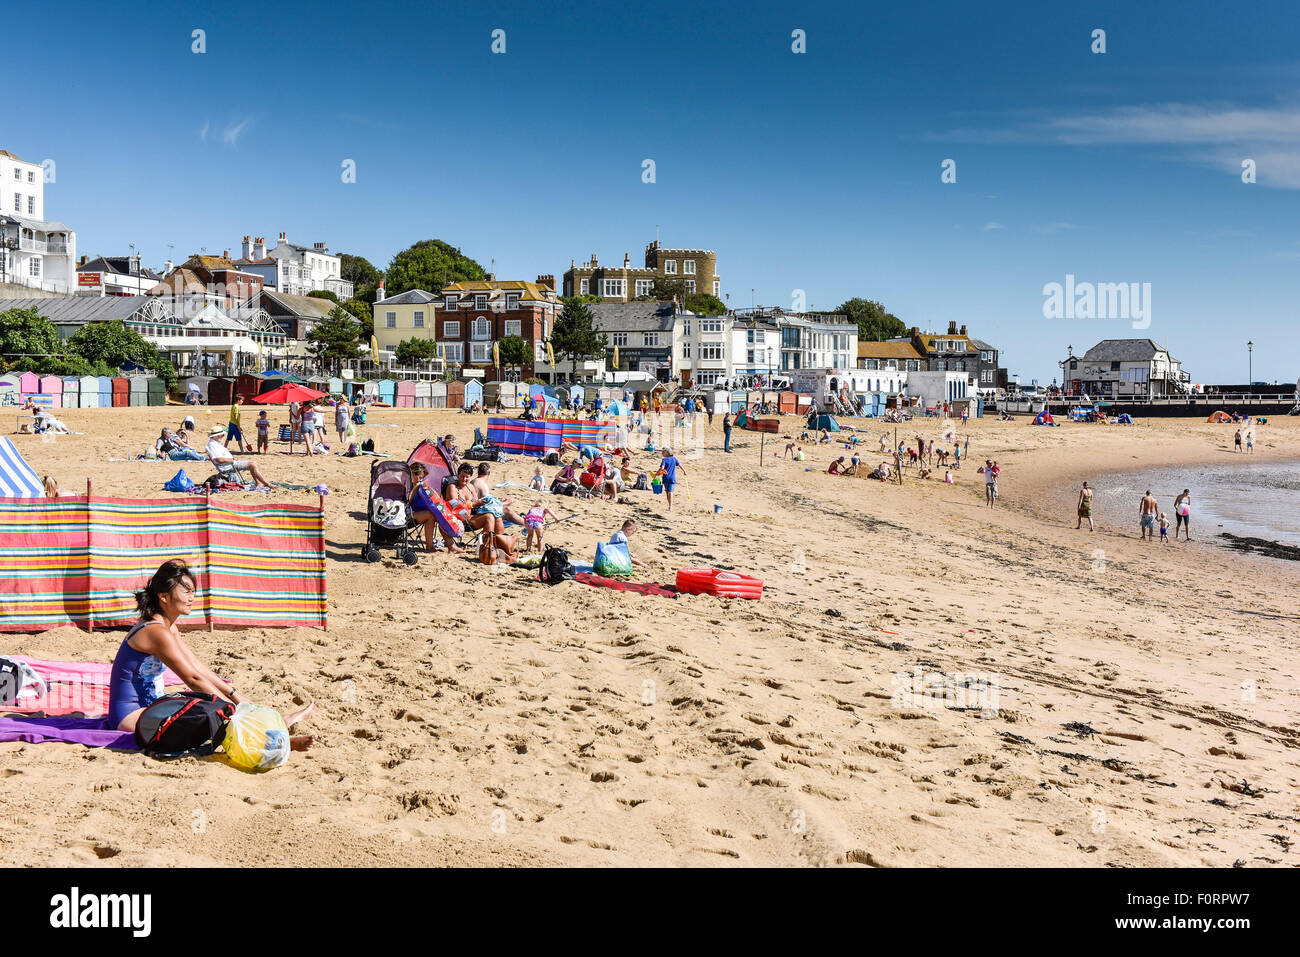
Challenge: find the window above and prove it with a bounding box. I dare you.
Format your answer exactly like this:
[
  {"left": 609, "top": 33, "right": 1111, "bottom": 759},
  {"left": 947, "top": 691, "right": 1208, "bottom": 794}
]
[
  {"left": 701, "top": 343, "right": 724, "bottom": 361},
  {"left": 601, "top": 278, "right": 625, "bottom": 298},
  {"left": 713, "top": 280, "right": 719, "bottom": 296},
  {"left": 441, "top": 342, "right": 463, "bottom": 363},
  {"left": 11, "top": 170, "right": 18, "bottom": 181},
  {"left": 471, "top": 342, "right": 491, "bottom": 363},
  {"left": 30, "top": 257, "right": 41, "bottom": 277},
  {"left": 472, "top": 318, "right": 490, "bottom": 339},
  {"left": 12, "top": 193, "right": 18, "bottom": 212},
  {"left": 635, "top": 279, "right": 654, "bottom": 297},
  {"left": 26, "top": 171, "right": 34, "bottom": 183},
  {"left": 1111, "top": 361, "right": 1121, "bottom": 371},
  {"left": 683, "top": 260, "right": 696, "bottom": 275},
  {"left": 746, "top": 349, "right": 755, "bottom": 364},
  {"left": 682, "top": 342, "right": 691, "bottom": 358},
  {"left": 682, "top": 320, "right": 691, "bottom": 336},
  {"left": 413, "top": 310, "right": 425, "bottom": 328},
  {"left": 385, "top": 311, "right": 396, "bottom": 328},
  {"left": 610, "top": 333, "right": 628, "bottom": 347},
  {"left": 444, "top": 295, "right": 457, "bottom": 309},
  {"left": 701, "top": 319, "right": 723, "bottom": 334},
  {"left": 444, "top": 320, "right": 460, "bottom": 338},
  {"left": 685, "top": 280, "right": 696, "bottom": 293},
  {"left": 642, "top": 332, "right": 660, "bottom": 347},
  {"left": 475, "top": 295, "right": 488, "bottom": 310},
  {"left": 504, "top": 319, "right": 521, "bottom": 337},
  {"left": 663, "top": 260, "right": 677, "bottom": 275},
  {"left": 505, "top": 293, "right": 519, "bottom": 310},
  {"left": 698, "top": 371, "right": 721, "bottom": 386},
  {"left": 580, "top": 278, "right": 589, "bottom": 295}
]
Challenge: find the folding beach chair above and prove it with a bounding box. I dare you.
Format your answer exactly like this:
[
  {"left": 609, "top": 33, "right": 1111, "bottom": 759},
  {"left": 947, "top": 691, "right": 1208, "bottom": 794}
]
[{"left": 212, "top": 457, "right": 254, "bottom": 487}]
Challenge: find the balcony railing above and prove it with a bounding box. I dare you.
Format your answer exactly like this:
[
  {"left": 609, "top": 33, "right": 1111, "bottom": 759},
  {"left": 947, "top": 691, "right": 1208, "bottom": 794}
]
[{"left": 19, "top": 236, "right": 69, "bottom": 255}]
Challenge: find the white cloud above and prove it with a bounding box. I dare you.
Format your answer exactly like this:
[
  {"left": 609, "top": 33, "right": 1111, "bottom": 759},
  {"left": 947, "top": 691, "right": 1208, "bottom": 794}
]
[
  {"left": 984, "top": 222, "right": 1006, "bottom": 231},
  {"left": 222, "top": 119, "right": 250, "bottom": 147}
]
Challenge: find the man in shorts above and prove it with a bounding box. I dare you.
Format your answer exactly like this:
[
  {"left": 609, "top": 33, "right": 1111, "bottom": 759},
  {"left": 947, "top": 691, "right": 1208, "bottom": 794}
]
[
  {"left": 1139, "top": 489, "right": 1159, "bottom": 541},
  {"left": 206, "top": 427, "right": 271, "bottom": 487},
  {"left": 983, "top": 459, "right": 998, "bottom": 509}
]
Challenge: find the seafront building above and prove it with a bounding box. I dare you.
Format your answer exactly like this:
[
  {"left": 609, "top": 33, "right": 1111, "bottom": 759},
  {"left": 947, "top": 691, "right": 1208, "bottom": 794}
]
[
  {"left": 1060, "top": 339, "right": 1189, "bottom": 398},
  {"left": 563, "top": 241, "right": 720, "bottom": 301},
  {"left": 232, "top": 232, "right": 353, "bottom": 299},
  {"left": 0, "top": 149, "right": 77, "bottom": 295},
  {"left": 75, "top": 255, "right": 161, "bottom": 296}
]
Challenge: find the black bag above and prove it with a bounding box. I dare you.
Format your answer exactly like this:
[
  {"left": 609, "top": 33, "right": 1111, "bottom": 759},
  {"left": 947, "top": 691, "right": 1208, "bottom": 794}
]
[
  {"left": 550, "top": 480, "right": 576, "bottom": 497},
  {"left": 544, "top": 451, "right": 560, "bottom": 467},
  {"left": 538, "top": 546, "right": 576, "bottom": 585},
  {"left": 134, "top": 692, "right": 236, "bottom": 757},
  {"left": 361, "top": 438, "right": 375, "bottom": 453}
]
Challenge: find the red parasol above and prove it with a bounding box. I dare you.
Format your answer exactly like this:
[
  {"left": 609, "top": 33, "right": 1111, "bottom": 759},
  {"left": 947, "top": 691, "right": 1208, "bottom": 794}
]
[{"left": 251, "top": 383, "right": 328, "bottom": 404}]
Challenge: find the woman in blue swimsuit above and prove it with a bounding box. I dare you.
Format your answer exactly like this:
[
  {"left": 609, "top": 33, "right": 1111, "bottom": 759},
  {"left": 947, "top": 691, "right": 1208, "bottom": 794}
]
[{"left": 109, "top": 560, "right": 315, "bottom": 750}]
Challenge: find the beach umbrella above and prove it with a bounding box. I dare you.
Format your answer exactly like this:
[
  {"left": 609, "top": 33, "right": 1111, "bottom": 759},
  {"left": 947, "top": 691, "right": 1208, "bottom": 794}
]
[{"left": 251, "top": 382, "right": 327, "bottom": 404}]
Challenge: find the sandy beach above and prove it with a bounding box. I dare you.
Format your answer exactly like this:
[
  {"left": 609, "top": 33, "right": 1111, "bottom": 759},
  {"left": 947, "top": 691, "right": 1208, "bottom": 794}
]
[{"left": 1, "top": 406, "right": 1297, "bottom": 867}]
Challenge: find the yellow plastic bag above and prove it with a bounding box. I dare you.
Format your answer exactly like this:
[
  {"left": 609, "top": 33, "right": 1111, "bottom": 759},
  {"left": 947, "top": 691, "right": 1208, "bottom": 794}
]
[{"left": 222, "top": 703, "right": 290, "bottom": 771}]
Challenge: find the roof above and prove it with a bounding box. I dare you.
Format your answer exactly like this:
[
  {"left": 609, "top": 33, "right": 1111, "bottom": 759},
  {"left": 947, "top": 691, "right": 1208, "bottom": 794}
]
[
  {"left": 442, "top": 280, "right": 553, "bottom": 302},
  {"left": 0, "top": 296, "right": 156, "bottom": 324},
  {"left": 258, "top": 290, "right": 357, "bottom": 322},
  {"left": 148, "top": 269, "right": 208, "bottom": 296},
  {"left": 916, "top": 332, "right": 972, "bottom": 352},
  {"left": 589, "top": 301, "right": 676, "bottom": 332},
  {"left": 180, "top": 303, "right": 249, "bottom": 332},
  {"left": 77, "top": 257, "right": 161, "bottom": 281},
  {"left": 180, "top": 254, "right": 239, "bottom": 271},
  {"left": 857, "top": 340, "right": 925, "bottom": 360},
  {"left": 376, "top": 289, "right": 436, "bottom": 306},
  {"left": 1077, "top": 339, "right": 1170, "bottom": 362},
  {"left": 0, "top": 214, "right": 72, "bottom": 233},
  {"left": 967, "top": 338, "right": 996, "bottom": 352}
]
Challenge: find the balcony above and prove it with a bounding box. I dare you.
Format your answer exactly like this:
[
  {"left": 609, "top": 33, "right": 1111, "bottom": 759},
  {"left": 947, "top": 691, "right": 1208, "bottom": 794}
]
[
  {"left": 321, "top": 277, "right": 354, "bottom": 299},
  {"left": 19, "top": 236, "right": 69, "bottom": 255}
]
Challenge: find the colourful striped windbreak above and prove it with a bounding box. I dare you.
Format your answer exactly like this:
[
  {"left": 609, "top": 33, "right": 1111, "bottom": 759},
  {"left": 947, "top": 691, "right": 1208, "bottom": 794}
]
[
  {"left": 486, "top": 418, "right": 621, "bottom": 456},
  {"left": 0, "top": 495, "right": 326, "bottom": 632}
]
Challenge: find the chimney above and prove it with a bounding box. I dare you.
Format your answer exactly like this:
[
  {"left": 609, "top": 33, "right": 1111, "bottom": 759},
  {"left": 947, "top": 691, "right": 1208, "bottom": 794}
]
[
  {"left": 486, "top": 272, "right": 495, "bottom": 282},
  {"left": 947, "top": 320, "right": 958, "bottom": 335},
  {"left": 253, "top": 236, "right": 266, "bottom": 259},
  {"left": 910, "top": 326, "right": 919, "bottom": 336},
  {"left": 959, "top": 324, "right": 967, "bottom": 336},
  {"left": 278, "top": 232, "right": 287, "bottom": 245},
  {"left": 536, "top": 274, "right": 555, "bottom": 290},
  {"left": 623, "top": 252, "right": 630, "bottom": 268},
  {"left": 78, "top": 254, "right": 89, "bottom": 266},
  {"left": 242, "top": 235, "right": 253, "bottom": 259},
  {"left": 223, "top": 249, "right": 230, "bottom": 260},
  {"left": 375, "top": 280, "right": 385, "bottom": 302},
  {"left": 314, "top": 242, "right": 326, "bottom": 251},
  {"left": 164, "top": 259, "right": 174, "bottom": 275}
]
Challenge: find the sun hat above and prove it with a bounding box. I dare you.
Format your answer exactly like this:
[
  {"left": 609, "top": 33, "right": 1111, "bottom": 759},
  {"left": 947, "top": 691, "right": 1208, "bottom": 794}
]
[{"left": 209, "top": 425, "right": 226, "bottom": 436}]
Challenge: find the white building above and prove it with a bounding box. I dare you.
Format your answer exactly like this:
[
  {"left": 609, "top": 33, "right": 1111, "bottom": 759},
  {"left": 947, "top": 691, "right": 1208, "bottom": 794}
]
[
  {"left": 0, "top": 149, "right": 76, "bottom": 294},
  {"left": 233, "top": 232, "right": 352, "bottom": 299},
  {"left": 76, "top": 256, "right": 162, "bottom": 296},
  {"left": 904, "top": 371, "right": 973, "bottom": 409},
  {"left": 1060, "top": 339, "right": 1188, "bottom": 398}
]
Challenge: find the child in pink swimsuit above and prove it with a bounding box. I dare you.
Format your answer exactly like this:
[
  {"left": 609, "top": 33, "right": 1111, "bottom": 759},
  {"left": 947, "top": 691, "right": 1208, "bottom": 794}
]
[{"left": 524, "top": 504, "right": 559, "bottom": 553}]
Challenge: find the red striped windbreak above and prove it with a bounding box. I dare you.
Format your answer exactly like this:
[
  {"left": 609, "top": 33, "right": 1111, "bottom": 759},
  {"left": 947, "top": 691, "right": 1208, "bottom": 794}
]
[{"left": 0, "top": 495, "right": 326, "bottom": 632}]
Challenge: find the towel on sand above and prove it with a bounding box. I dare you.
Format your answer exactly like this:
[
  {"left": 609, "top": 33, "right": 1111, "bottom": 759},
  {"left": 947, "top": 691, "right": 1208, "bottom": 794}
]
[
  {"left": 3, "top": 657, "right": 183, "bottom": 717},
  {"left": 0, "top": 715, "right": 137, "bottom": 749}
]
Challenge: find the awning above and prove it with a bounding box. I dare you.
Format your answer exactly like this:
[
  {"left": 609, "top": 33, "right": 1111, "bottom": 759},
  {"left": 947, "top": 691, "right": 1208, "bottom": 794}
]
[{"left": 150, "top": 335, "right": 262, "bottom": 354}]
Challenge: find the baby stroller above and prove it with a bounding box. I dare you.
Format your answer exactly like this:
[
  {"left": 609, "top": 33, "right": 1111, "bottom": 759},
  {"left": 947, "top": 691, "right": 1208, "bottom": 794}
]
[{"left": 363, "top": 460, "right": 421, "bottom": 565}]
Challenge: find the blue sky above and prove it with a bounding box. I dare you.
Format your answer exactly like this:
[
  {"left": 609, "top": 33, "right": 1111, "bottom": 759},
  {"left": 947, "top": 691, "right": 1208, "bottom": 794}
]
[{"left": 7, "top": 0, "right": 1299, "bottom": 385}]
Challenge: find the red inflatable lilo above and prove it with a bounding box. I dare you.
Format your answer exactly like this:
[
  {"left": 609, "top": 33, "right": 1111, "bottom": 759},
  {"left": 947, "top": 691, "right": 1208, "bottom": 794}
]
[{"left": 675, "top": 568, "right": 764, "bottom": 600}]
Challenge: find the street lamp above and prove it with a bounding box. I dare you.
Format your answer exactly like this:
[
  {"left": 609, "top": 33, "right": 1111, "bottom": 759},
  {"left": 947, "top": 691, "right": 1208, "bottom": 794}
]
[{"left": 1247, "top": 340, "right": 1253, "bottom": 386}]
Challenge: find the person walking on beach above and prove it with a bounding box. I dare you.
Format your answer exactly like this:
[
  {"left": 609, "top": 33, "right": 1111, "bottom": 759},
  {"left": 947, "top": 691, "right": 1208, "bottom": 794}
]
[
  {"left": 658, "top": 449, "right": 684, "bottom": 511},
  {"left": 1139, "top": 490, "right": 1159, "bottom": 541},
  {"left": 723, "top": 412, "right": 732, "bottom": 453},
  {"left": 1234, "top": 428, "right": 1243, "bottom": 452},
  {"left": 1174, "top": 489, "right": 1192, "bottom": 541},
  {"left": 1076, "top": 481, "right": 1094, "bottom": 531},
  {"left": 982, "top": 459, "right": 998, "bottom": 508},
  {"left": 1246, "top": 430, "right": 1254, "bottom": 453}
]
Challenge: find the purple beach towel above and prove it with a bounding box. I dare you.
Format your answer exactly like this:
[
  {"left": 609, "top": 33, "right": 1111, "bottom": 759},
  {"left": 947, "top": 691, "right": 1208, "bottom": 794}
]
[{"left": 0, "top": 715, "right": 138, "bottom": 749}]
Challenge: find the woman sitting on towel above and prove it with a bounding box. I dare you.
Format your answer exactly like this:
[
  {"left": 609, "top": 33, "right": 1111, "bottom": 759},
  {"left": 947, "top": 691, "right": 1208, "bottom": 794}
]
[{"left": 108, "top": 560, "right": 314, "bottom": 750}]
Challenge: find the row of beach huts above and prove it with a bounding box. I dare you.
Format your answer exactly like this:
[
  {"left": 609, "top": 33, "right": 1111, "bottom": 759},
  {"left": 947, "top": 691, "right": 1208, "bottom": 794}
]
[{"left": 1, "top": 372, "right": 167, "bottom": 408}]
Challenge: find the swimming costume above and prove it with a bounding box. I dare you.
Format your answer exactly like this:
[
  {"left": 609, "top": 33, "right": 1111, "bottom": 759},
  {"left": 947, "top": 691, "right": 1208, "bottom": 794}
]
[
  {"left": 1078, "top": 500, "right": 1091, "bottom": 516},
  {"left": 525, "top": 508, "right": 546, "bottom": 530},
  {"left": 107, "top": 621, "right": 167, "bottom": 727}
]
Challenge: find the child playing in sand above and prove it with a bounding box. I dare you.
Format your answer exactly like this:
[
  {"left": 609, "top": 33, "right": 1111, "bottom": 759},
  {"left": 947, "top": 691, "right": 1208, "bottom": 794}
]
[
  {"left": 944, "top": 470, "right": 953, "bottom": 484},
  {"left": 524, "top": 503, "right": 559, "bottom": 553},
  {"left": 528, "top": 465, "right": 545, "bottom": 491},
  {"left": 1159, "top": 512, "right": 1169, "bottom": 543},
  {"left": 609, "top": 519, "right": 647, "bottom": 568},
  {"left": 256, "top": 410, "right": 270, "bottom": 454}
]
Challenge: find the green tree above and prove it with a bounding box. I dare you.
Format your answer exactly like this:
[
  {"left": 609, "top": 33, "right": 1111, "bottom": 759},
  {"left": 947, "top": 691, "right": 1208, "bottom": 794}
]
[
  {"left": 307, "top": 289, "right": 340, "bottom": 304},
  {"left": 394, "top": 337, "right": 439, "bottom": 366},
  {"left": 496, "top": 335, "right": 531, "bottom": 380},
  {"left": 339, "top": 253, "right": 383, "bottom": 303},
  {"left": 650, "top": 277, "right": 685, "bottom": 301},
  {"left": 0, "top": 307, "right": 61, "bottom": 361},
  {"left": 305, "top": 307, "right": 361, "bottom": 372},
  {"left": 342, "top": 297, "right": 373, "bottom": 339},
  {"left": 67, "top": 320, "right": 178, "bottom": 388},
  {"left": 384, "top": 240, "right": 486, "bottom": 297},
  {"left": 684, "top": 292, "right": 727, "bottom": 315},
  {"left": 552, "top": 298, "right": 607, "bottom": 376},
  {"left": 835, "top": 298, "right": 907, "bottom": 342}
]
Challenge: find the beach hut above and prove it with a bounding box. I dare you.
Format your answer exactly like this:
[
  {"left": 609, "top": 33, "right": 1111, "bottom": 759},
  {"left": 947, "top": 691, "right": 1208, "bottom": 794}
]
[
  {"left": 413, "top": 381, "right": 431, "bottom": 408},
  {"left": 0, "top": 375, "right": 19, "bottom": 407},
  {"left": 62, "top": 377, "right": 80, "bottom": 408},
  {"left": 234, "top": 373, "right": 262, "bottom": 404},
  {"left": 39, "top": 376, "right": 63, "bottom": 407},
  {"left": 94, "top": 376, "right": 111, "bottom": 407},
  {"left": 306, "top": 375, "right": 330, "bottom": 396},
  {"left": 446, "top": 379, "right": 465, "bottom": 409},
  {"left": 18, "top": 372, "right": 40, "bottom": 401},
  {"left": 568, "top": 384, "right": 585, "bottom": 406},
  {"left": 75, "top": 375, "right": 99, "bottom": 408},
  {"left": 596, "top": 387, "right": 613, "bottom": 404},
  {"left": 378, "top": 379, "right": 396, "bottom": 405},
  {"left": 208, "top": 376, "right": 235, "bottom": 406},
  {"left": 128, "top": 374, "right": 149, "bottom": 406},
  {"left": 778, "top": 391, "right": 797, "bottom": 415},
  {"left": 148, "top": 377, "right": 166, "bottom": 406},
  {"left": 396, "top": 380, "right": 416, "bottom": 408},
  {"left": 110, "top": 376, "right": 129, "bottom": 408},
  {"left": 730, "top": 389, "right": 747, "bottom": 413},
  {"left": 430, "top": 380, "right": 447, "bottom": 409},
  {"left": 463, "top": 379, "right": 483, "bottom": 410},
  {"left": 328, "top": 376, "right": 344, "bottom": 396},
  {"left": 362, "top": 380, "right": 380, "bottom": 400}
]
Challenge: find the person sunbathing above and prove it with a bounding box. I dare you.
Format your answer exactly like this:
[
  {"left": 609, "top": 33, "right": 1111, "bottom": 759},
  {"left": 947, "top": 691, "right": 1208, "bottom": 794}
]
[
  {"left": 108, "top": 560, "right": 314, "bottom": 750},
  {"left": 470, "top": 463, "right": 525, "bottom": 526},
  {"left": 450, "top": 465, "right": 507, "bottom": 536},
  {"left": 158, "top": 428, "right": 206, "bottom": 461}
]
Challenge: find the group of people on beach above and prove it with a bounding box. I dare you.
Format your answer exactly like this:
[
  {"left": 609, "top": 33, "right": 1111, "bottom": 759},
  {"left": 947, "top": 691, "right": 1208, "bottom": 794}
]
[{"left": 1076, "top": 482, "right": 1193, "bottom": 542}]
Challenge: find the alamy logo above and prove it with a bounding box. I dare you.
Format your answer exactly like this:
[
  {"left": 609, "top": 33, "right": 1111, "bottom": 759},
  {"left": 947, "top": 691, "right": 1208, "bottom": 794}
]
[
  {"left": 50, "top": 887, "right": 151, "bottom": 937},
  {"left": 1042, "top": 274, "right": 1151, "bottom": 329}
]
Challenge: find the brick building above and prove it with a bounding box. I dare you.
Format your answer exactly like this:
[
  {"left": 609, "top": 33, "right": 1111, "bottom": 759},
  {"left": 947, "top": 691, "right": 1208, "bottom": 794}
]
[
  {"left": 563, "top": 240, "right": 719, "bottom": 301},
  {"left": 433, "top": 277, "right": 559, "bottom": 381}
]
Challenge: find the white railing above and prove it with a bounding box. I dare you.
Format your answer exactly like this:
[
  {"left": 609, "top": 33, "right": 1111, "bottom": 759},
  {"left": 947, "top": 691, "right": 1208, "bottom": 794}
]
[
  {"left": 321, "top": 278, "right": 354, "bottom": 299},
  {"left": 19, "top": 236, "right": 69, "bottom": 255},
  {"left": 0, "top": 274, "right": 69, "bottom": 294}
]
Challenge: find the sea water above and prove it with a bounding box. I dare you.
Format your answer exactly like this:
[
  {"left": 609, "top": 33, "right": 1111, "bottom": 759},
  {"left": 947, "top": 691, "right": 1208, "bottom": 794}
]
[{"left": 1088, "top": 460, "right": 1300, "bottom": 546}]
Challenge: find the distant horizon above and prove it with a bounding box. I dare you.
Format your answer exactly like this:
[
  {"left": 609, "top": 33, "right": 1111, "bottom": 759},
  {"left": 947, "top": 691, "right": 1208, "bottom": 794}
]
[{"left": 7, "top": 0, "right": 1299, "bottom": 386}]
